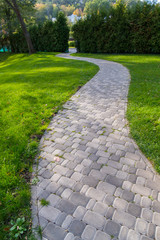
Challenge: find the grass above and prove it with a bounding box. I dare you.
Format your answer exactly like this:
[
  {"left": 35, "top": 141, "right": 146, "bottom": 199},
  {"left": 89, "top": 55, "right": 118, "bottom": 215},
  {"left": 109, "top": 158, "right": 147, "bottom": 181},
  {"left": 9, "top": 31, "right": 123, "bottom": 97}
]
[
  {"left": 72, "top": 53, "right": 160, "bottom": 172},
  {"left": 0, "top": 52, "right": 99, "bottom": 239}
]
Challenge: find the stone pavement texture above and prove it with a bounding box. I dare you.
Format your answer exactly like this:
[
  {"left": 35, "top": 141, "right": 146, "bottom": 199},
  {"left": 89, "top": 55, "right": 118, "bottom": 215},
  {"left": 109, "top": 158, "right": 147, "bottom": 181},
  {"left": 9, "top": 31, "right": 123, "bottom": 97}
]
[{"left": 32, "top": 52, "right": 160, "bottom": 240}]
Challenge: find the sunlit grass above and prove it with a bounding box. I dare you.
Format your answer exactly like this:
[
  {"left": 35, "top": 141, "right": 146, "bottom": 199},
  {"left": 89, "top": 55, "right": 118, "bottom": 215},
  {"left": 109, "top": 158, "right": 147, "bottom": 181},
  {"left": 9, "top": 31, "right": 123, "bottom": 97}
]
[
  {"left": 0, "top": 52, "right": 99, "bottom": 239},
  {"left": 72, "top": 53, "right": 160, "bottom": 172}
]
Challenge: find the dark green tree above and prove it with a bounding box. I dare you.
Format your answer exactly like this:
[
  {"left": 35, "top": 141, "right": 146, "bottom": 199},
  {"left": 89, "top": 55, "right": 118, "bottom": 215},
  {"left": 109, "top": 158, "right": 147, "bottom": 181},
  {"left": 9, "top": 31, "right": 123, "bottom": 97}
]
[{"left": 4, "top": 0, "right": 36, "bottom": 54}]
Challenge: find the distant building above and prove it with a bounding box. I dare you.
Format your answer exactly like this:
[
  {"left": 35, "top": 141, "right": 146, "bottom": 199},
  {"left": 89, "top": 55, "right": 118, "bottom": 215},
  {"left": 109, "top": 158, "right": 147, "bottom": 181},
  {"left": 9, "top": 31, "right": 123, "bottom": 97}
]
[
  {"left": 52, "top": 14, "right": 81, "bottom": 24},
  {"left": 67, "top": 14, "right": 81, "bottom": 23},
  {"left": 52, "top": 17, "right": 56, "bottom": 22}
]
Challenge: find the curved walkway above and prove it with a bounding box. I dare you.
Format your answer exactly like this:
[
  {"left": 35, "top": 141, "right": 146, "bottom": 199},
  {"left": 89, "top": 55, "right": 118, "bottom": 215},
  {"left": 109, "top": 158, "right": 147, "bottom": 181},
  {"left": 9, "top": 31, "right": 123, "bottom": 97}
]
[{"left": 32, "top": 53, "right": 160, "bottom": 240}]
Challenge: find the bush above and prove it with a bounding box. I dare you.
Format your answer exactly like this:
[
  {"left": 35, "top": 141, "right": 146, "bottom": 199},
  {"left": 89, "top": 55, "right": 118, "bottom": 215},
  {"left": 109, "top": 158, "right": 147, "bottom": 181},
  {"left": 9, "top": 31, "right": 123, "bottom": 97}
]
[
  {"left": 69, "top": 41, "right": 75, "bottom": 47},
  {"left": 73, "top": 0, "right": 160, "bottom": 54},
  {"left": 10, "top": 12, "right": 69, "bottom": 53}
]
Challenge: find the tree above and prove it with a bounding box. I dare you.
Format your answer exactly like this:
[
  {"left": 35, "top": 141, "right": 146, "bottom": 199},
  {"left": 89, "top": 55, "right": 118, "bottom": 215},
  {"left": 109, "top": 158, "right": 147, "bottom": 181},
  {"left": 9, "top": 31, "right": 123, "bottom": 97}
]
[{"left": 4, "top": 0, "right": 36, "bottom": 54}]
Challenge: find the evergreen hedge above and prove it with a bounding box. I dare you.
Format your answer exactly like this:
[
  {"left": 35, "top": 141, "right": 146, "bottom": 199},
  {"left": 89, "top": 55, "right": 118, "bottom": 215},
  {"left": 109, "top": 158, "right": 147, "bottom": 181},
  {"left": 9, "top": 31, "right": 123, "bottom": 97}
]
[
  {"left": 73, "top": 1, "right": 160, "bottom": 54},
  {"left": 10, "top": 12, "right": 69, "bottom": 53}
]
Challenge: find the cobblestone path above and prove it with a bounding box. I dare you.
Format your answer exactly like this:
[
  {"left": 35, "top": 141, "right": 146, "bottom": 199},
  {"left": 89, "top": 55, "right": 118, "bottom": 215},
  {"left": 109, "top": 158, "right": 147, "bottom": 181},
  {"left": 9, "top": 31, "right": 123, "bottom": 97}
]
[{"left": 32, "top": 53, "right": 160, "bottom": 240}]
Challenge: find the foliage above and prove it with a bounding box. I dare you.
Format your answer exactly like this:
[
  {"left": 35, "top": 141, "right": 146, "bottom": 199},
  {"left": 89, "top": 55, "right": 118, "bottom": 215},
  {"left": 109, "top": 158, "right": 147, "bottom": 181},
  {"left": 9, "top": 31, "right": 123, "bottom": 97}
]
[
  {"left": 73, "top": 0, "right": 160, "bottom": 53},
  {"left": 0, "top": 52, "right": 99, "bottom": 239},
  {"left": 10, "top": 12, "right": 69, "bottom": 53},
  {"left": 9, "top": 217, "right": 27, "bottom": 239},
  {"left": 40, "top": 199, "right": 50, "bottom": 206},
  {"left": 72, "top": 52, "right": 160, "bottom": 172},
  {"left": 69, "top": 40, "right": 75, "bottom": 47}
]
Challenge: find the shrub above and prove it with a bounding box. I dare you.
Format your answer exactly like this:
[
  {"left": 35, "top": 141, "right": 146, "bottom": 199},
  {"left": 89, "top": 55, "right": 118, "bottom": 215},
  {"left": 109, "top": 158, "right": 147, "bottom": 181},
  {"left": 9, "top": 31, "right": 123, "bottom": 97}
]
[
  {"left": 10, "top": 12, "right": 69, "bottom": 53},
  {"left": 73, "top": 0, "right": 160, "bottom": 54},
  {"left": 69, "top": 41, "right": 75, "bottom": 47}
]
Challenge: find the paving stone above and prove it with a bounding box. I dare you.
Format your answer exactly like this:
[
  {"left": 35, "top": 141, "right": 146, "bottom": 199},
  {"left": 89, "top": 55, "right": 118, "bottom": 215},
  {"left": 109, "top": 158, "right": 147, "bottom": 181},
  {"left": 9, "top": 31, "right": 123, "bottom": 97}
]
[
  {"left": 97, "top": 181, "right": 116, "bottom": 195},
  {"left": 91, "top": 162, "right": 102, "bottom": 170},
  {"left": 64, "top": 233, "right": 75, "bottom": 240},
  {"left": 104, "top": 220, "right": 121, "bottom": 237},
  {"left": 128, "top": 174, "right": 137, "bottom": 184},
  {"left": 82, "top": 159, "right": 92, "bottom": 167},
  {"left": 136, "top": 169, "right": 153, "bottom": 180},
  {"left": 69, "top": 220, "right": 86, "bottom": 236},
  {"left": 136, "top": 176, "right": 146, "bottom": 186},
  {"left": 132, "top": 184, "right": 151, "bottom": 197},
  {"left": 135, "top": 218, "right": 148, "bottom": 235},
  {"left": 39, "top": 206, "right": 61, "bottom": 222},
  {"left": 147, "top": 223, "right": 156, "bottom": 239},
  {"left": 51, "top": 173, "right": 61, "bottom": 182},
  {"left": 127, "top": 229, "right": 141, "bottom": 240},
  {"left": 146, "top": 179, "right": 160, "bottom": 192},
  {"left": 93, "top": 202, "right": 108, "bottom": 216},
  {"left": 43, "top": 223, "right": 67, "bottom": 240},
  {"left": 71, "top": 172, "right": 83, "bottom": 181},
  {"left": 106, "top": 175, "right": 123, "bottom": 187},
  {"left": 114, "top": 187, "right": 123, "bottom": 197},
  {"left": 134, "top": 194, "right": 141, "bottom": 205},
  {"left": 81, "top": 167, "right": 91, "bottom": 175},
  {"left": 39, "top": 179, "right": 50, "bottom": 189},
  {"left": 127, "top": 203, "right": 142, "bottom": 217},
  {"left": 61, "top": 188, "right": 73, "bottom": 199},
  {"left": 39, "top": 216, "right": 48, "bottom": 230},
  {"left": 47, "top": 194, "right": 61, "bottom": 206},
  {"left": 155, "top": 226, "right": 160, "bottom": 240},
  {"left": 119, "top": 226, "right": 129, "bottom": 240},
  {"left": 140, "top": 236, "right": 153, "bottom": 240},
  {"left": 122, "top": 181, "right": 133, "bottom": 191},
  {"left": 103, "top": 194, "right": 115, "bottom": 206},
  {"left": 125, "top": 152, "right": 140, "bottom": 161},
  {"left": 69, "top": 192, "right": 90, "bottom": 207},
  {"left": 46, "top": 182, "right": 60, "bottom": 193},
  {"left": 100, "top": 166, "right": 117, "bottom": 176},
  {"left": 56, "top": 186, "right": 66, "bottom": 195},
  {"left": 83, "top": 210, "right": 105, "bottom": 230},
  {"left": 152, "top": 212, "right": 160, "bottom": 226},
  {"left": 54, "top": 165, "right": 69, "bottom": 175},
  {"left": 141, "top": 208, "right": 153, "bottom": 222},
  {"left": 38, "top": 190, "right": 50, "bottom": 200},
  {"left": 116, "top": 170, "right": 128, "bottom": 180},
  {"left": 113, "top": 198, "right": 128, "bottom": 211},
  {"left": 62, "top": 215, "right": 73, "bottom": 229},
  {"left": 86, "top": 199, "right": 96, "bottom": 210},
  {"left": 86, "top": 187, "right": 105, "bottom": 201},
  {"left": 122, "top": 190, "right": 134, "bottom": 201},
  {"left": 88, "top": 154, "right": 99, "bottom": 161},
  {"left": 66, "top": 169, "right": 74, "bottom": 178},
  {"left": 113, "top": 210, "right": 136, "bottom": 229},
  {"left": 41, "top": 170, "right": 53, "bottom": 179},
  {"left": 105, "top": 207, "right": 115, "bottom": 219},
  {"left": 108, "top": 160, "right": 123, "bottom": 170},
  {"left": 81, "top": 225, "right": 96, "bottom": 240},
  {"left": 93, "top": 230, "right": 111, "bottom": 240},
  {"left": 110, "top": 154, "right": 120, "bottom": 161},
  {"left": 73, "top": 206, "right": 87, "bottom": 220},
  {"left": 55, "top": 212, "right": 67, "bottom": 226},
  {"left": 81, "top": 176, "right": 99, "bottom": 187},
  {"left": 89, "top": 169, "right": 106, "bottom": 180},
  {"left": 56, "top": 199, "right": 76, "bottom": 214},
  {"left": 152, "top": 200, "right": 160, "bottom": 213},
  {"left": 58, "top": 176, "right": 76, "bottom": 189},
  {"left": 80, "top": 185, "right": 89, "bottom": 195},
  {"left": 141, "top": 197, "right": 152, "bottom": 208}
]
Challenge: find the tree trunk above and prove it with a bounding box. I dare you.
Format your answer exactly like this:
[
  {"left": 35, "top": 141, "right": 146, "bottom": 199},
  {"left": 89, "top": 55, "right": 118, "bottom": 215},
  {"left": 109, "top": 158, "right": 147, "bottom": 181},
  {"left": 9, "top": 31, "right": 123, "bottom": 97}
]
[
  {"left": 11, "top": 0, "right": 35, "bottom": 54},
  {"left": 5, "top": 7, "right": 14, "bottom": 52}
]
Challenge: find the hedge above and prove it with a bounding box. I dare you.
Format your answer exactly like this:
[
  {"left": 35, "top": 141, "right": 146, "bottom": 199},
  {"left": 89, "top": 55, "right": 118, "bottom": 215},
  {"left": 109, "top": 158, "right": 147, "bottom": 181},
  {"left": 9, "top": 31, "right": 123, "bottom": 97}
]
[
  {"left": 10, "top": 12, "right": 69, "bottom": 53},
  {"left": 72, "top": 0, "right": 160, "bottom": 54}
]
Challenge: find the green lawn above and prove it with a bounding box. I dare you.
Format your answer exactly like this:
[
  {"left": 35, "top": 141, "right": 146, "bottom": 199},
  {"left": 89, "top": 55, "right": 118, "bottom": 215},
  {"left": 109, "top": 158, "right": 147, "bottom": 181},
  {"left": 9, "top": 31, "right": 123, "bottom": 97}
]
[
  {"left": 72, "top": 53, "right": 160, "bottom": 172},
  {"left": 0, "top": 52, "right": 99, "bottom": 239}
]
